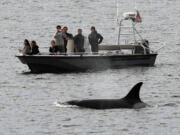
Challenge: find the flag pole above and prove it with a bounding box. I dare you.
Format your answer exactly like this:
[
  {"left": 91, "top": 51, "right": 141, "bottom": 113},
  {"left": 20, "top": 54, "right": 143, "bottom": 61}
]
[
  {"left": 134, "top": 0, "right": 137, "bottom": 10},
  {"left": 116, "top": 0, "right": 119, "bottom": 24},
  {"left": 116, "top": 0, "right": 120, "bottom": 45}
]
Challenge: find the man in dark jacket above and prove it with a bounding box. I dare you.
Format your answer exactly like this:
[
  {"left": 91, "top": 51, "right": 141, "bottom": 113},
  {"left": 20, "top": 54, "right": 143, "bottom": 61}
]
[
  {"left": 74, "top": 29, "right": 85, "bottom": 52},
  {"left": 62, "top": 26, "right": 73, "bottom": 53},
  {"left": 88, "top": 26, "right": 103, "bottom": 53}
]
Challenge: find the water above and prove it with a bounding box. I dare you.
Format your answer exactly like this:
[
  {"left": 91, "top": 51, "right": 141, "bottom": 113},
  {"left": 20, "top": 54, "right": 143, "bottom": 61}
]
[{"left": 0, "top": 0, "right": 180, "bottom": 134}]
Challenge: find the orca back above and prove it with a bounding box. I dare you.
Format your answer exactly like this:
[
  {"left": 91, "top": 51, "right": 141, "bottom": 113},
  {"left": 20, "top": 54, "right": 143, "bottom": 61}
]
[
  {"left": 65, "top": 82, "right": 145, "bottom": 109},
  {"left": 124, "top": 82, "right": 143, "bottom": 102}
]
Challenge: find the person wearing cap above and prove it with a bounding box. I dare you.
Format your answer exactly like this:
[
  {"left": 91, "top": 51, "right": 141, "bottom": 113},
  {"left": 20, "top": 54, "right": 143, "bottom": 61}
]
[
  {"left": 88, "top": 26, "right": 103, "bottom": 53},
  {"left": 54, "top": 25, "right": 67, "bottom": 53}
]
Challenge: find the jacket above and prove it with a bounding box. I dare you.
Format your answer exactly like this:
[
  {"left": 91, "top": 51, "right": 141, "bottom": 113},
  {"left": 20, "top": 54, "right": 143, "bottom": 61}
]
[
  {"left": 49, "top": 46, "right": 59, "bottom": 53},
  {"left": 64, "top": 32, "right": 73, "bottom": 46},
  {"left": 74, "top": 34, "right": 85, "bottom": 52},
  {"left": 54, "top": 31, "right": 67, "bottom": 46},
  {"left": 23, "top": 44, "right": 31, "bottom": 55},
  {"left": 88, "top": 31, "right": 103, "bottom": 46},
  {"left": 31, "top": 45, "right": 39, "bottom": 55}
]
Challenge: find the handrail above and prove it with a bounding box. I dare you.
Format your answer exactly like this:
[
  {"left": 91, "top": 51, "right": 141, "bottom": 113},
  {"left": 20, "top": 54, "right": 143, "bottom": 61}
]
[{"left": 155, "top": 42, "right": 166, "bottom": 52}]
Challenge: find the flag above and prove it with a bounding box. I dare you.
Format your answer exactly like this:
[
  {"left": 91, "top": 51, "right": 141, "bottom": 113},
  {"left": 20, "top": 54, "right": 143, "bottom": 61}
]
[{"left": 136, "top": 10, "right": 142, "bottom": 23}]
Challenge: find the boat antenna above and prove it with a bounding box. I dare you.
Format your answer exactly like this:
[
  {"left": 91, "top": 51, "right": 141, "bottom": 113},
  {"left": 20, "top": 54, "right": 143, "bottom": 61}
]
[
  {"left": 116, "top": 0, "right": 119, "bottom": 24},
  {"left": 116, "top": 0, "right": 121, "bottom": 45},
  {"left": 134, "top": 0, "right": 137, "bottom": 10}
]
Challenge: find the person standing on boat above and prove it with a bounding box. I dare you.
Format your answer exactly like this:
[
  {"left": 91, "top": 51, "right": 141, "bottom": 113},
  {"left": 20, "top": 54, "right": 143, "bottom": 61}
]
[
  {"left": 88, "top": 26, "right": 103, "bottom": 53},
  {"left": 74, "top": 29, "right": 85, "bottom": 52},
  {"left": 62, "top": 26, "right": 73, "bottom": 53},
  {"left": 54, "top": 25, "right": 67, "bottom": 53},
  {"left": 19, "top": 39, "right": 31, "bottom": 55}
]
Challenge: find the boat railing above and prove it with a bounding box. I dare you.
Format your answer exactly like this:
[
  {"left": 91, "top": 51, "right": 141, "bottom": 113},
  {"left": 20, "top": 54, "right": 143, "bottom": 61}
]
[
  {"left": 152, "top": 41, "right": 166, "bottom": 52},
  {"left": 117, "top": 12, "right": 155, "bottom": 55},
  {"left": 99, "top": 44, "right": 152, "bottom": 54},
  {"left": 99, "top": 45, "right": 135, "bottom": 50}
]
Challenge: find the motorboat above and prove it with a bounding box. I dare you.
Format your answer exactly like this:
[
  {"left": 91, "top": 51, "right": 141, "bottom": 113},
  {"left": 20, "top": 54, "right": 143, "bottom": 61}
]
[{"left": 16, "top": 12, "right": 158, "bottom": 73}]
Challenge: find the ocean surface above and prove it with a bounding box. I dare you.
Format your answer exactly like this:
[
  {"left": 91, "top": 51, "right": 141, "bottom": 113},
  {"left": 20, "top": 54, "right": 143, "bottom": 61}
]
[{"left": 0, "top": 0, "right": 180, "bottom": 134}]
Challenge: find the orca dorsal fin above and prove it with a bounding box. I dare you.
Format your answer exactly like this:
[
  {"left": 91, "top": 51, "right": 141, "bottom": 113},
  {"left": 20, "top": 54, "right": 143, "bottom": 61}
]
[{"left": 125, "top": 82, "right": 143, "bottom": 100}]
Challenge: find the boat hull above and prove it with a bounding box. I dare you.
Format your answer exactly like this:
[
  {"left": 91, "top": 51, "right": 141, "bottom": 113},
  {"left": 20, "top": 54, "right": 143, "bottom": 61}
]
[{"left": 16, "top": 54, "right": 157, "bottom": 73}]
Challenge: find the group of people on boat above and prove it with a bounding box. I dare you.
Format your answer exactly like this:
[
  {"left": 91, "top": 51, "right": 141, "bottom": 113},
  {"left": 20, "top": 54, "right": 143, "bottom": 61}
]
[
  {"left": 19, "top": 39, "right": 40, "bottom": 55},
  {"left": 20, "top": 25, "right": 103, "bottom": 55}
]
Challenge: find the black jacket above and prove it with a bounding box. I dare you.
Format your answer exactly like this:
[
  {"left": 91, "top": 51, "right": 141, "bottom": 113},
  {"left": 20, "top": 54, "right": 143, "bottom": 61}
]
[
  {"left": 74, "top": 34, "right": 85, "bottom": 52},
  {"left": 88, "top": 31, "right": 103, "bottom": 46},
  {"left": 31, "top": 45, "right": 39, "bottom": 55},
  {"left": 64, "top": 32, "right": 73, "bottom": 46},
  {"left": 49, "top": 46, "right": 59, "bottom": 53}
]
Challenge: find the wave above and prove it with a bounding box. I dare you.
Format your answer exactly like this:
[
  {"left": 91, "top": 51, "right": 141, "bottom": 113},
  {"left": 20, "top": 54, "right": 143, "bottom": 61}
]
[{"left": 54, "top": 101, "right": 78, "bottom": 108}]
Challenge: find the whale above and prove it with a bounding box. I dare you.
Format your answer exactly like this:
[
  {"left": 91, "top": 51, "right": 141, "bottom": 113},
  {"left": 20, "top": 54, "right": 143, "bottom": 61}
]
[{"left": 65, "top": 82, "right": 147, "bottom": 109}]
